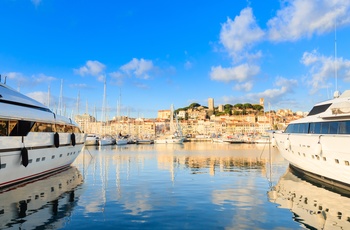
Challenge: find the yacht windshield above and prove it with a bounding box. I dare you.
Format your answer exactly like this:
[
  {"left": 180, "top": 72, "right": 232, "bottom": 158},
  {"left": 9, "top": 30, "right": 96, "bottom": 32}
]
[{"left": 307, "top": 103, "right": 331, "bottom": 116}]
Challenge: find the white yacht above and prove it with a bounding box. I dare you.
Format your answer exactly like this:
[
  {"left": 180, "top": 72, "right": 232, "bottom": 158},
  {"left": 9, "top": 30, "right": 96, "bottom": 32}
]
[
  {"left": 0, "top": 81, "right": 86, "bottom": 188},
  {"left": 116, "top": 139, "right": 128, "bottom": 145},
  {"left": 98, "top": 135, "right": 115, "bottom": 146},
  {"left": 85, "top": 133, "right": 99, "bottom": 146},
  {"left": 270, "top": 90, "right": 350, "bottom": 189}
]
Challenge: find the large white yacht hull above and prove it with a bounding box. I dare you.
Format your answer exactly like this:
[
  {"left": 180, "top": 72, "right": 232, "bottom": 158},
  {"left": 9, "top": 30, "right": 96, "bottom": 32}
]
[
  {"left": 272, "top": 132, "right": 350, "bottom": 187},
  {"left": 0, "top": 132, "right": 85, "bottom": 187}
]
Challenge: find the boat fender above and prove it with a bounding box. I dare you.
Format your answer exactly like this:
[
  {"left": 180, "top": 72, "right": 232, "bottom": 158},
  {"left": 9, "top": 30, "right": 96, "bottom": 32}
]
[
  {"left": 21, "top": 136, "right": 29, "bottom": 167},
  {"left": 54, "top": 132, "right": 60, "bottom": 148},
  {"left": 315, "top": 135, "right": 322, "bottom": 156},
  {"left": 71, "top": 133, "right": 76, "bottom": 146},
  {"left": 271, "top": 137, "right": 276, "bottom": 147},
  {"left": 21, "top": 147, "right": 29, "bottom": 167},
  {"left": 284, "top": 138, "right": 291, "bottom": 150},
  {"left": 315, "top": 142, "right": 322, "bottom": 156}
]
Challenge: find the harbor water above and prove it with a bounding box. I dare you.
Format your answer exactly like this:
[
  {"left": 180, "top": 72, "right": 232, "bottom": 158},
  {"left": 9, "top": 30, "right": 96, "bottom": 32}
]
[{"left": 1, "top": 142, "right": 349, "bottom": 229}]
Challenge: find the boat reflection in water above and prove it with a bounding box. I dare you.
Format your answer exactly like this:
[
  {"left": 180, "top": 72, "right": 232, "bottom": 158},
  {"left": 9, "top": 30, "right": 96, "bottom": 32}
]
[
  {"left": 0, "top": 167, "right": 83, "bottom": 229},
  {"left": 268, "top": 167, "right": 350, "bottom": 229},
  {"left": 78, "top": 143, "right": 285, "bottom": 226}
]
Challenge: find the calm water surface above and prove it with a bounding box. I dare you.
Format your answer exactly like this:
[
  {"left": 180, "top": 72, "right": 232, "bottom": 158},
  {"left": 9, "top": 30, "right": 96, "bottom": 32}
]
[{"left": 1, "top": 142, "right": 349, "bottom": 229}]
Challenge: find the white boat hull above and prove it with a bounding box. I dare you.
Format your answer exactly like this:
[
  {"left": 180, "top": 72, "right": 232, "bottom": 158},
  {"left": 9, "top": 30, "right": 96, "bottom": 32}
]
[
  {"left": 0, "top": 132, "right": 85, "bottom": 188},
  {"left": 99, "top": 137, "right": 115, "bottom": 146},
  {"left": 154, "top": 137, "right": 185, "bottom": 144},
  {"left": 272, "top": 132, "right": 350, "bottom": 187},
  {"left": 137, "top": 139, "right": 154, "bottom": 144},
  {"left": 116, "top": 139, "right": 128, "bottom": 145},
  {"left": 85, "top": 134, "right": 99, "bottom": 146}
]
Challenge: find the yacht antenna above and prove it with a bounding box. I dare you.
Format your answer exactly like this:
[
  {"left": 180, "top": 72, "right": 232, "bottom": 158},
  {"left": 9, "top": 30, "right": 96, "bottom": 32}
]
[
  {"left": 333, "top": 20, "right": 340, "bottom": 98},
  {"left": 334, "top": 21, "right": 338, "bottom": 92}
]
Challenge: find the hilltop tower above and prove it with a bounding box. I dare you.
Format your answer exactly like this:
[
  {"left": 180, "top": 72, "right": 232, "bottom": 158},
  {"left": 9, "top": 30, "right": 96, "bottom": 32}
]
[
  {"left": 208, "top": 98, "right": 214, "bottom": 111},
  {"left": 260, "top": 98, "right": 264, "bottom": 107}
]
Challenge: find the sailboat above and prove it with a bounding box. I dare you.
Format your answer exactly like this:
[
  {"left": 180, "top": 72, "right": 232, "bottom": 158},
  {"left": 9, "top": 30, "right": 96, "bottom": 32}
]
[
  {"left": 154, "top": 104, "right": 185, "bottom": 144},
  {"left": 99, "top": 77, "right": 115, "bottom": 146}
]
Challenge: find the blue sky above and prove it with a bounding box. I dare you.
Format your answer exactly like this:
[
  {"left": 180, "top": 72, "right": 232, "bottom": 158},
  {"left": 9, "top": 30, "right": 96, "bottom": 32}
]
[{"left": 2, "top": 0, "right": 350, "bottom": 119}]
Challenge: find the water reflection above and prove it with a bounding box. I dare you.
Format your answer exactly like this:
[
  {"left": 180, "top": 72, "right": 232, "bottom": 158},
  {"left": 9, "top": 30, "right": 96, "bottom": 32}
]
[
  {"left": 73, "top": 143, "right": 289, "bottom": 229},
  {"left": 0, "top": 167, "right": 83, "bottom": 229},
  {"left": 268, "top": 168, "right": 350, "bottom": 229}
]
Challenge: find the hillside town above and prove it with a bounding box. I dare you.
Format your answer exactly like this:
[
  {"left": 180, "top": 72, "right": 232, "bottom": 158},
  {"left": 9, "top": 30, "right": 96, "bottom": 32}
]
[{"left": 74, "top": 97, "right": 305, "bottom": 139}]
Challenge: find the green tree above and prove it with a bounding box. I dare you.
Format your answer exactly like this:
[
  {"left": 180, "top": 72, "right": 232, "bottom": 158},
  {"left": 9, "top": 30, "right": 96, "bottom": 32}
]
[
  {"left": 252, "top": 104, "right": 264, "bottom": 111},
  {"left": 189, "top": 103, "right": 201, "bottom": 109},
  {"left": 243, "top": 103, "right": 253, "bottom": 109},
  {"left": 234, "top": 103, "right": 243, "bottom": 109}
]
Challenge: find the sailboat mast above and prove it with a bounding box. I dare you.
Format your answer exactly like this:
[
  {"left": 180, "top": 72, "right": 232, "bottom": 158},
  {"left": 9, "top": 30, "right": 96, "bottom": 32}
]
[
  {"left": 101, "top": 77, "right": 106, "bottom": 122},
  {"left": 76, "top": 91, "right": 80, "bottom": 116},
  {"left": 170, "top": 104, "right": 174, "bottom": 133},
  {"left": 58, "top": 79, "right": 63, "bottom": 115}
]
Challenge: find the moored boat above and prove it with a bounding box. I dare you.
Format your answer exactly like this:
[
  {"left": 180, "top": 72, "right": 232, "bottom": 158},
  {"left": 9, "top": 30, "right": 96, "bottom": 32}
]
[
  {"left": 99, "top": 135, "right": 115, "bottom": 146},
  {"left": 116, "top": 137, "right": 128, "bottom": 145},
  {"left": 136, "top": 139, "right": 154, "bottom": 144},
  {"left": 0, "top": 81, "right": 86, "bottom": 188},
  {"left": 85, "top": 133, "right": 100, "bottom": 146},
  {"left": 270, "top": 90, "right": 350, "bottom": 189}
]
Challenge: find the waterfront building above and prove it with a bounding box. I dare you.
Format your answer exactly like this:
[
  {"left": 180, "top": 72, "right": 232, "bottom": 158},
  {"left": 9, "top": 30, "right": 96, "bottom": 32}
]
[
  {"left": 74, "top": 113, "right": 97, "bottom": 133},
  {"left": 187, "top": 108, "right": 207, "bottom": 120},
  {"left": 158, "top": 110, "right": 171, "bottom": 120},
  {"left": 177, "top": 110, "right": 186, "bottom": 119}
]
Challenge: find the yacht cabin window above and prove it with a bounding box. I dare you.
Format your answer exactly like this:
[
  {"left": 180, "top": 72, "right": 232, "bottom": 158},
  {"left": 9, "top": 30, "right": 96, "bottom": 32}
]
[
  {"left": 0, "top": 119, "right": 82, "bottom": 136},
  {"left": 286, "top": 121, "right": 350, "bottom": 134}
]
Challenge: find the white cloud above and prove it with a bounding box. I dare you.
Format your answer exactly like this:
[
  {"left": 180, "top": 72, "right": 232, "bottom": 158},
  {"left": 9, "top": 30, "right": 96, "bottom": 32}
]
[
  {"left": 32, "top": 73, "right": 56, "bottom": 84},
  {"left": 210, "top": 64, "right": 260, "bottom": 83},
  {"left": 234, "top": 82, "right": 253, "bottom": 91},
  {"left": 267, "top": 0, "right": 350, "bottom": 42},
  {"left": 5, "top": 72, "right": 27, "bottom": 84},
  {"left": 245, "top": 77, "right": 298, "bottom": 102},
  {"left": 184, "top": 61, "right": 192, "bottom": 70},
  {"left": 220, "top": 7, "right": 264, "bottom": 61},
  {"left": 31, "top": 0, "right": 41, "bottom": 7},
  {"left": 26, "top": 91, "right": 50, "bottom": 106},
  {"left": 301, "top": 50, "right": 350, "bottom": 93},
  {"left": 74, "top": 60, "right": 106, "bottom": 77},
  {"left": 221, "top": 77, "right": 297, "bottom": 107},
  {"left": 69, "top": 83, "right": 91, "bottom": 89},
  {"left": 120, "top": 58, "right": 154, "bottom": 79}
]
